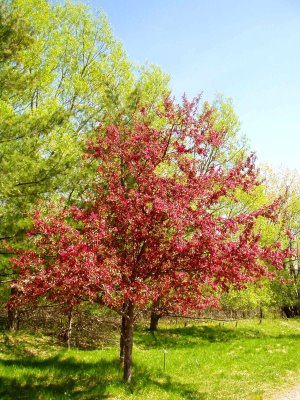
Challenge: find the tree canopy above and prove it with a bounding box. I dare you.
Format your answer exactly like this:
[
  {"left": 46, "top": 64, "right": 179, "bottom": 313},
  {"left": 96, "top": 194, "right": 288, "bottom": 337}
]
[{"left": 10, "top": 98, "right": 288, "bottom": 382}]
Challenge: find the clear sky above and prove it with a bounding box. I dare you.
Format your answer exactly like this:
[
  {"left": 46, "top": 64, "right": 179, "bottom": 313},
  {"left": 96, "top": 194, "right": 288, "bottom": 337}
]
[{"left": 84, "top": 0, "right": 300, "bottom": 172}]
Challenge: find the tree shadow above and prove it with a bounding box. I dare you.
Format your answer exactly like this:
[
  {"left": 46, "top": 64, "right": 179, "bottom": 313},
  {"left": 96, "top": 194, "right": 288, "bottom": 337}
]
[
  {"left": 0, "top": 355, "right": 117, "bottom": 399},
  {"left": 134, "top": 324, "right": 300, "bottom": 350},
  {"left": 0, "top": 353, "right": 206, "bottom": 399}
]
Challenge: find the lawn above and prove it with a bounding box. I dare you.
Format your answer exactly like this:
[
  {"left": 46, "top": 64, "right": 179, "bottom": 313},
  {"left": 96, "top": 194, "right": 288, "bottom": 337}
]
[{"left": 1, "top": 319, "right": 300, "bottom": 399}]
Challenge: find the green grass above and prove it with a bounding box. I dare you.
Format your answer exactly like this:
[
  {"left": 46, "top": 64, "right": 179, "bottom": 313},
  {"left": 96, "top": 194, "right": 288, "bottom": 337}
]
[{"left": 1, "top": 319, "right": 300, "bottom": 399}]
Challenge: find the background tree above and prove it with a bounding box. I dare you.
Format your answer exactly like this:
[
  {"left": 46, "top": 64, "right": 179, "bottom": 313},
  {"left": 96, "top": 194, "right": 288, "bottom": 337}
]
[
  {"left": 218, "top": 165, "right": 300, "bottom": 319},
  {"left": 221, "top": 280, "right": 274, "bottom": 320},
  {"left": 0, "top": 0, "right": 169, "bottom": 241},
  {"left": 259, "top": 167, "right": 300, "bottom": 316}
]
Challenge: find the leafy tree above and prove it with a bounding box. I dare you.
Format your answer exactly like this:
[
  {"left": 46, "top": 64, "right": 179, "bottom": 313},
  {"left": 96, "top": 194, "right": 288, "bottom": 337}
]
[
  {"left": 221, "top": 280, "right": 274, "bottom": 319},
  {"left": 220, "top": 166, "right": 300, "bottom": 318},
  {"left": 0, "top": 2, "right": 37, "bottom": 324},
  {"left": 0, "top": 0, "right": 169, "bottom": 241},
  {"left": 10, "top": 97, "right": 288, "bottom": 382},
  {"left": 259, "top": 167, "right": 300, "bottom": 316}
]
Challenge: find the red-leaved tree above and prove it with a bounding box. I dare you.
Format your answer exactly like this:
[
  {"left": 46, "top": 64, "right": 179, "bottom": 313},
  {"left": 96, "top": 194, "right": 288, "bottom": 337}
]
[{"left": 10, "top": 97, "right": 288, "bottom": 382}]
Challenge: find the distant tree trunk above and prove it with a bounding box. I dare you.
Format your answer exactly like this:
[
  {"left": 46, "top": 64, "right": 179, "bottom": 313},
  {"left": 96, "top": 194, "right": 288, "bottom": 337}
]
[
  {"left": 259, "top": 307, "right": 263, "bottom": 324},
  {"left": 282, "top": 306, "right": 300, "bottom": 318},
  {"left": 123, "top": 301, "right": 134, "bottom": 383},
  {"left": 7, "top": 306, "right": 18, "bottom": 331},
  {"left": 149, "top": 309, "right": 161, "bottom": 331},
  {"left": 64, "top": 309, "right": 73, "bottom": 349},
  {"left": 7, "top": 287, "right": 19, "bottom": 331}
]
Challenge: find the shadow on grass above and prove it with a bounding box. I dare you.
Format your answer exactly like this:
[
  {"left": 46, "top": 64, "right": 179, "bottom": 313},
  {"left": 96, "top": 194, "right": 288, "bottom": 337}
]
[
  {"left": 0, "top": 356, "right": 117, "bottom": 399},
  {"left": 0, "top": 353, "right": 206, "bottom": 400},
  {"left": 134, "top": 324, "right": 300, "bottom": 350}
]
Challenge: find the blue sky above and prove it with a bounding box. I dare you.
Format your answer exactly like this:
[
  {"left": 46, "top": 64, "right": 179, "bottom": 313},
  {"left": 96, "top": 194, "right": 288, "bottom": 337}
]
[{"left": 84, "top": 0, "right": 300, "bottom": 171}]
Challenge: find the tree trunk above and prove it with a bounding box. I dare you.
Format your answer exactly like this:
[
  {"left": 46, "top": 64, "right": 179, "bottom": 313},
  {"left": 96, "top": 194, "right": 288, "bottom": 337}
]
[
  {"left": 7, "top": 306, "right": 18, "bottom": 331},
  {"left": 64, "top": 309, "right": 73, "bottom": 349},
  {"left": 120, "top": 313, "right": 126, "bottom": 367},
  {"left": 282, "top": 306, "right": 300, "bottom": 318},
  {"left": 259, "top": 307, "right": 263, "bottom": 324},
  {"left": 149, "top": 310, "right": 160, "bottom": 331},
  {"left": 7, "top": 287, "right": 19, "bottom": 331},
  {"left": 123, "top": 302, "right": 134, "bottom": 383}
]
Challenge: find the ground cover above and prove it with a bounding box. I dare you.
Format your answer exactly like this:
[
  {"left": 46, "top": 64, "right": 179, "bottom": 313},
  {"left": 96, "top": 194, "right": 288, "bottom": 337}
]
[{"left": 0, "top": 319, "right": 300, "bottom": 400}]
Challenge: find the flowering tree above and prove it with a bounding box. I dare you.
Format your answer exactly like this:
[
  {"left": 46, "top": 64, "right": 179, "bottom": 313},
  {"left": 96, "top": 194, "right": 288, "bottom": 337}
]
[{"left": 10, "top": 97, "right": 287, "bottom": 382}]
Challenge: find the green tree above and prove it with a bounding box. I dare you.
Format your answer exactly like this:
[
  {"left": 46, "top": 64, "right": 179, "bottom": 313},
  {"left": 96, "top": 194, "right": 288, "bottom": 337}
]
[
  {"left": 0, "top": 0, "right": 169, "bottom": 241},
  {"left": 260, "top": 167, "right": 300, "bottom": 316},
  {"left": 220, "top": 166, "right": 300, "bottom": 318}
]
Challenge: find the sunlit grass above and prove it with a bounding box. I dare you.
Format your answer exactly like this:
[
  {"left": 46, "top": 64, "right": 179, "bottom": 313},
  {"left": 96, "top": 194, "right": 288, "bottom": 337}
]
[{"left": 1, "top": 319, "right": 300, "bottom": 399}]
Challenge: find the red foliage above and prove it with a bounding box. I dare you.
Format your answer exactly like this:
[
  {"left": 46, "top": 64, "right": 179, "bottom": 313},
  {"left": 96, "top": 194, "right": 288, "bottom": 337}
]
[{"left": 10, "top": 97, "right": 288, "bottom": 314}]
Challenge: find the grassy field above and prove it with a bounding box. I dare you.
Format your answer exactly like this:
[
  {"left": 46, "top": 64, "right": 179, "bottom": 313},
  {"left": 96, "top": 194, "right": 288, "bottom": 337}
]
[{"left": 1, "top": 318, "right": 300, "bottom": 399}]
